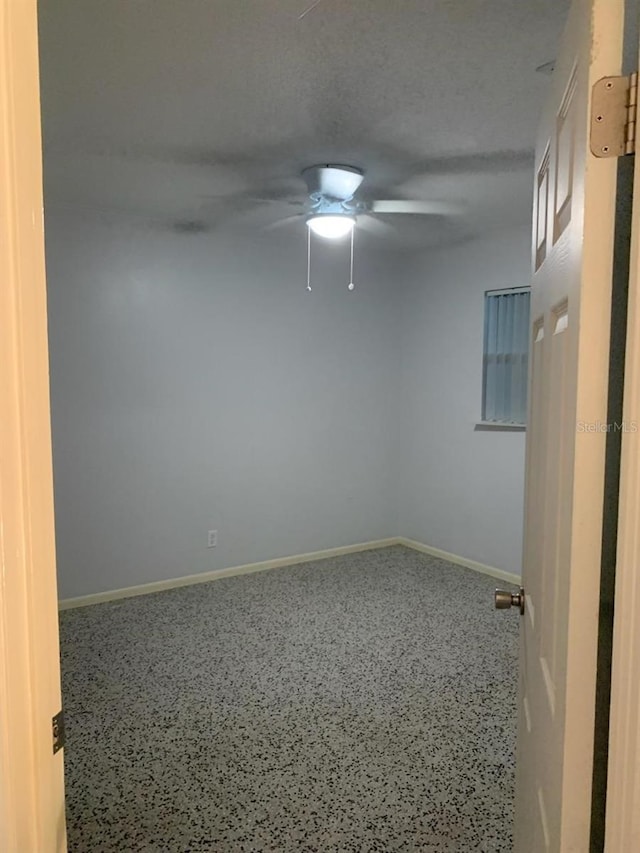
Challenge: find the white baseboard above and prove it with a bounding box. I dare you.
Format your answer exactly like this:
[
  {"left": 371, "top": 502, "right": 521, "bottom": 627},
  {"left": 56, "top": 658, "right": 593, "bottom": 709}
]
[
  {"left": 59, "top": 536, "right": 520, "bottom": 610},
  {"left": 58, "top": 538, "right": 399, "bottom": 610},
  {"left": 397, "top": 537, "right": 521, "bottom": 586}
]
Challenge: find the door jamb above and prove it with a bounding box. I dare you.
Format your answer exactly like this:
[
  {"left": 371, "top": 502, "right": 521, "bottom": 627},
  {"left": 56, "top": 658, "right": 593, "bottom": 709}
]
[
  {"left": 604, "top": 126, "right": 640, "bottom": 852},
  {"left": 0, "top": 0, "right": 66, "bottom": 849}
]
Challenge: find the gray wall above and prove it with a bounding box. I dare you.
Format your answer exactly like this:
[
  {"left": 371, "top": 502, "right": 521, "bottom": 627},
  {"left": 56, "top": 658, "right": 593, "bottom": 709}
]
[
  {"left": 46, "top": 216, "right": 401, "bottom": 599},
  {"left": 397, "top": 227, "right": 530, "bottom": 575},
  {"left": 46, "top": 218, "right": 529, "bottom": 599}
]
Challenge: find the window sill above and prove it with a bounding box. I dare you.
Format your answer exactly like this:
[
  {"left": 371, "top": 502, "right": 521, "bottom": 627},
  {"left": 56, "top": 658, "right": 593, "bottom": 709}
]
[{"left": 474, "top": 421, "right": 526, "bottom": 432}]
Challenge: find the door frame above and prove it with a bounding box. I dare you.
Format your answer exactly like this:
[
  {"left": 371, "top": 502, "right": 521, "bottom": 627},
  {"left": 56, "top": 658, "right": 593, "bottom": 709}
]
[
  {"left": 2, "top": 0, "right": 640, "bottom": 850},
  {"left": 0, "top": 0, "right": 66, "bottom": 850},
  {"left": 605, "top": 130, "right": 640, "bottom": 849}
]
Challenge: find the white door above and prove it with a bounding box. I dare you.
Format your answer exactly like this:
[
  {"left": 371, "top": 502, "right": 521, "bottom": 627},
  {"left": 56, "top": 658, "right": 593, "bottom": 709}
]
[
  {"left": 515, "top": 0, "right": 625, "bottom": 850},
  {"left": 0, "top": 1, "right": 67, "bottom": 850}
]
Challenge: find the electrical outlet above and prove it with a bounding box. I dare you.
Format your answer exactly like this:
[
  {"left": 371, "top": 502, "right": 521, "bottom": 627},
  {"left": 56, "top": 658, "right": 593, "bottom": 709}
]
[{"left": 207, "top": 530, "right": 217, "bottom": 548}]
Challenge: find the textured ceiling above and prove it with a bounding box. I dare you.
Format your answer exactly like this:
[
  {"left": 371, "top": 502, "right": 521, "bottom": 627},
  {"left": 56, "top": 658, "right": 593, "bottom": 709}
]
[{"left": 38, "top": 0, "right": 570, "bottom": 248}]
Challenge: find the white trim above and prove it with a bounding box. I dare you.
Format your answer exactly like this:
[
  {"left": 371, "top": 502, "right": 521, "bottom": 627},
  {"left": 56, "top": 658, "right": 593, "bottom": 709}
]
[
  {"left": 485, "top": 285, "right": 531, "bottom": 296},
  {"left": 58, "top": 539, "right": 399, "bottom": 610},
  {"left": 397, "top": 537, "right": 521, "bottom": 586},
  {"left": 475, "top": 421, "right": 527, "bottom": 432},
  {"left": 59, "top": 536, "right": 522, "bottom": 610},
  {"left": 0, "top": 1, "right": 66, "bottom": 848}
]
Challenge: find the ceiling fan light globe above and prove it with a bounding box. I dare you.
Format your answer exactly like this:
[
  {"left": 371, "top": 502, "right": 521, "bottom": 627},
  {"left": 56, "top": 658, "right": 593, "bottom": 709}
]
[{"left": 306, "top": 214, "right": 355, "bottom": 240}]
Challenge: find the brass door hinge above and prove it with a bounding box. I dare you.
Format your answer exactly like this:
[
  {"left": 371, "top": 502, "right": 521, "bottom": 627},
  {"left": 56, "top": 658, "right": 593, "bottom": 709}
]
[
  {"left": 591, "top": 73, "right": 638, "bottom": 158},
  {"left": 52, "top": 710, "right": 65, "bottom": 754}
]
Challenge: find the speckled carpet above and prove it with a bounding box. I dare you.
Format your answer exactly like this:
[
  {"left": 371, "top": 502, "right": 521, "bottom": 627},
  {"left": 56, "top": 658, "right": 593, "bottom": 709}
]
[{"left": 59, "top": 545, "right": 518, "bottom": 852}]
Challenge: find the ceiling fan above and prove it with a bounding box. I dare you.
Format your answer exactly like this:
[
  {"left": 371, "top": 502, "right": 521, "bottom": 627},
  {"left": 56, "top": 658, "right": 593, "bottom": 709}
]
[
  {"left": 265, "top": 163, "right": 458, "bottom": 241},
  {"left": 253, "top": 163, "right": 459, "bottom": 293}
]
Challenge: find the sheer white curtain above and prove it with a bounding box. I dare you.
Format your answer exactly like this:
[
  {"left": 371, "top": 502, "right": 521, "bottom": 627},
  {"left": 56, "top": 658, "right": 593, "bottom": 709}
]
[{"left": 482, "top": 287, "right": 530, "bottom": 424}]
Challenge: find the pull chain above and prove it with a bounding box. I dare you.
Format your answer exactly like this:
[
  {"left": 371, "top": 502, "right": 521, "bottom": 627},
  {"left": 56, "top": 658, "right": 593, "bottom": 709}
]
[
  {"left": 348, "top": 226, "right": 355, "bottom": 291},
  {"left": 306, "top": 226, "right": 312, "bottom": 292}
]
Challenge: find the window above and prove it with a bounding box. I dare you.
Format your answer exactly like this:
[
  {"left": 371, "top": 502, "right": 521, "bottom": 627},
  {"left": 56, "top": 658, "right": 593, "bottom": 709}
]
[{"left": 482, "top": 287, "right": 531, "bottom": 426}]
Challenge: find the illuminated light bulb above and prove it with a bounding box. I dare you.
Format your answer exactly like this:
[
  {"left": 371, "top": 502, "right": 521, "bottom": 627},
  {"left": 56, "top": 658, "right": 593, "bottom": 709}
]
[{"left": 306, "top": 214, "right": 355, "bottom": 240}]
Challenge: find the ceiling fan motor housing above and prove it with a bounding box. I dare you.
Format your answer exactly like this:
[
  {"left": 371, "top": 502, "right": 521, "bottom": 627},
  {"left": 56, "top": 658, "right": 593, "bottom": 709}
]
[{"left": 301, "top": 164, "right": 364, "bottom": 202}]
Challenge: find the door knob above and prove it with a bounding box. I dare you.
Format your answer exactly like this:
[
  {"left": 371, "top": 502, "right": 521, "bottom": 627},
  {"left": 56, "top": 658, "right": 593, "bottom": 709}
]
[{"left": 495, "top": 587, "right": 525, "bottom": 615}]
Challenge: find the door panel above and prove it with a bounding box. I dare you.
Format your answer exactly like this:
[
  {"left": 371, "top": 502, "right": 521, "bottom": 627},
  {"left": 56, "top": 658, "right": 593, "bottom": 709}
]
[{"left": 517, "top": 0, "right": 624, "bottom": 850}]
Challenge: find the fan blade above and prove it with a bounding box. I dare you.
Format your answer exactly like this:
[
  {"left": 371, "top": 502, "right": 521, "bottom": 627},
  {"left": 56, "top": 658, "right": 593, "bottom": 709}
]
[
  {"left": 250, "top": 197, "right": 305, "bottom": 206},
  {"left": 198, "top": 194, "right": 305, "bottom": 207},
  {"left": 370, "top": 199, "right": 460, "bottom": 216},
  {"left": 356, "top": 214, "right": 397, "bottom": 237},
  {"left": 172, "top": 219, "right": 210, "bottom": 235},
  {"left": 263, "top": 214, "right": 304, "bottom": 232}
]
